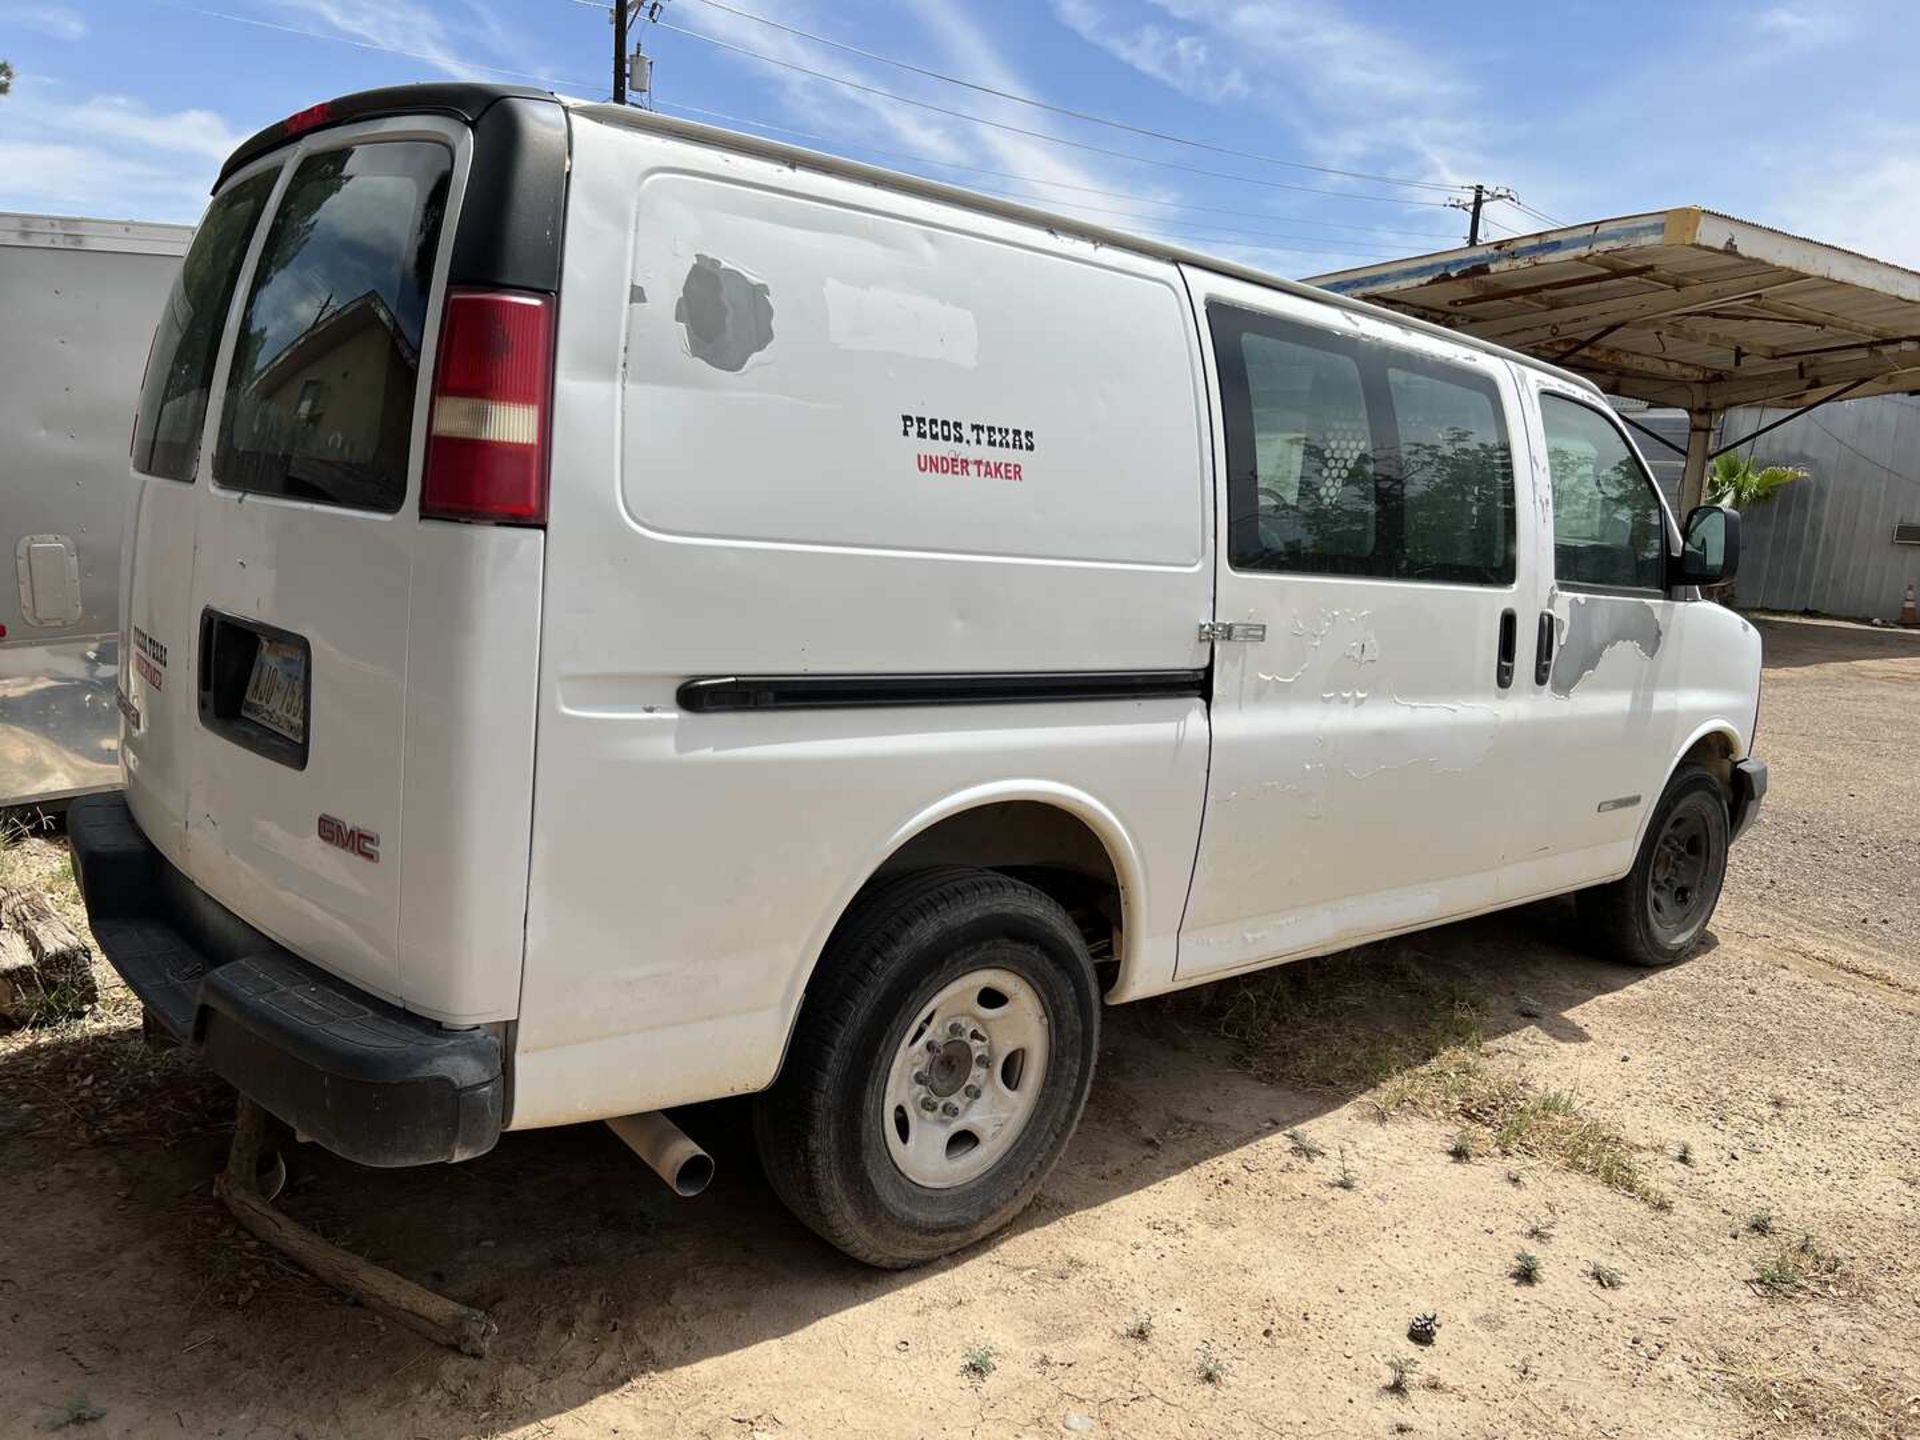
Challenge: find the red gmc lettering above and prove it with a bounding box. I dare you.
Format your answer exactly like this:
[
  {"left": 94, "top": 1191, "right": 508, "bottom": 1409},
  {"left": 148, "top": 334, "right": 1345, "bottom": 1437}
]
[{"left": 317, "top": 814, "right": 381, "bottom": 863}]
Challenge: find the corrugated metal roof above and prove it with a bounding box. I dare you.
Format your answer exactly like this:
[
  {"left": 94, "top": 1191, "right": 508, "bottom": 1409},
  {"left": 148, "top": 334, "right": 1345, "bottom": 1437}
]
[{"left": 1308, "top": 209, "right": 1920, "bottom": 411}]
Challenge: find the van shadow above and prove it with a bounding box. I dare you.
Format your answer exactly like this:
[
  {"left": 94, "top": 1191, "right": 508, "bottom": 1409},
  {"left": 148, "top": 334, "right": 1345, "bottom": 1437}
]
[{"left": 0, "top": 899, "right": 1670, "bottom": 1436}]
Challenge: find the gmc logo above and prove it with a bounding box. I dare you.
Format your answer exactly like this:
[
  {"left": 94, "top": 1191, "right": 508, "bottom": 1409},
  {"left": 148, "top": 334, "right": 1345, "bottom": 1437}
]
[{"left": 317, "top": 814, "right": 380, "bottom": 863}]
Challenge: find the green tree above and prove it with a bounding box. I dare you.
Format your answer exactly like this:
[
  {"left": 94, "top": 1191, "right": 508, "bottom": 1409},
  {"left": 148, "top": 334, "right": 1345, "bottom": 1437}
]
[
  {"left": 1705, "top": 452, "right": 1808, "bottom": 510},
  {"left": 1, "top": 60, "right": 15, "bottom": 97}
]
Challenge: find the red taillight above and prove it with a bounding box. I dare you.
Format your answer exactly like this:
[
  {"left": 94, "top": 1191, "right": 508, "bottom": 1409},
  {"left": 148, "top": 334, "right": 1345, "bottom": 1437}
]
[
  {"left": 283, "top": 101, "right": 333, "bottom": 135},
  {"left": 422, "top": 289, "right": 556, "bottom": 524}
]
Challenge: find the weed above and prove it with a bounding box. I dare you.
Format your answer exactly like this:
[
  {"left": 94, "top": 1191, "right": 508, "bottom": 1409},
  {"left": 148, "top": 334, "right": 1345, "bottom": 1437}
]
[
  {"left": 1331, "top": 1148, "right": 1358, "bottom": 1190},
  {"left": 1587, "top": 1261, "right": 1624, "bottom": 1290},
  {"left": 960, "top": 1344, "right": 998, "bottom": 1381},
  {"left": 1447, "top": 1130, "right": 1475, "bottom": 1163},
  {"left": 1749, "top": 1234, "right": 1842, "bottom": 1299},
  {"left": 1285, "top": 1127, "right": 1325, "bottom": 1161},
  {"left": 1124, "top": 1314, "right": 1154, "bottom": 1343},
  {"left": 1195, "top": 1341, "right": 1229, "bottom": 1385},
  {"left": 1746, "top": 1208, "right": 1775, "bottom": 1236},
  {"left": 1675, "top": 1141, "right": 1695, "bottom": 1166},
  {"left": 1383, "top": 1355, "right": 1420, "bottom": 1396},
  {"left": 1524, "top": 1214, "right": 1556, "bottom": 1242},
  {"left": 42, "top": 1395, "right": 105, "bottom": 1430},
  {"left": 1510, "top": 1250, "right": 1542, "bottom": 1285}
]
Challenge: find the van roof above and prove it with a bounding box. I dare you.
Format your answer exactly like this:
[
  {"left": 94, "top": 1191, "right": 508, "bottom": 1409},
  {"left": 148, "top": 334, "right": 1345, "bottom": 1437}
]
[{"left": 219, "top": 83, "right": 1599, "bottom": 396}]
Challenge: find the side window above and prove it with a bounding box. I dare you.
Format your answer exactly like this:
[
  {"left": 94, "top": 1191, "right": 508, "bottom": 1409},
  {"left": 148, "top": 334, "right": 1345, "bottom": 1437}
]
[
  {"left": 1211, "top": 302, "right": 1515, "bottom": 585},
  {"left": 216, "top": 141, "right": 452, "bottom": 513},
  {"left": 1540, "top": 395, "right": 1668, "bottom": 592},
  {"left": 131, "top": 168, "right": 279, "bottom": 481}
]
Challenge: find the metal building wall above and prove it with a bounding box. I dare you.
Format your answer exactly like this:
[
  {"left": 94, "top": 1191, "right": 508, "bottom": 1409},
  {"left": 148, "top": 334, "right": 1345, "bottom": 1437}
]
[{"left": 1715, "top": 394, "right": 1920, "bottom": 621}]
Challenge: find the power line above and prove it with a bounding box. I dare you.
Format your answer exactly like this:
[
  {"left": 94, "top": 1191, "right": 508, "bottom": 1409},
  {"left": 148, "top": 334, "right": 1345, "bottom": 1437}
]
[
  {"left": 669, "top": 0, "right": 1462, "bottom": 194},
  {"left": 650, "top": 20, "right": 1462, "bottom": 209},
  {"left": 662, "top": 98, "right": 1460, "bottom": 242}
]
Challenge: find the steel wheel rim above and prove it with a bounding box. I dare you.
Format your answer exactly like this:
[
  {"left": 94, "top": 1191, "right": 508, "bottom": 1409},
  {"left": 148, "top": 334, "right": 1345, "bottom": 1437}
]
[
  {"left": 1647, "top": 800, "right": 1714, "bottom": 939},
  {"left": 882, "top": 967, "right": 1052, "bottom": 1190}
]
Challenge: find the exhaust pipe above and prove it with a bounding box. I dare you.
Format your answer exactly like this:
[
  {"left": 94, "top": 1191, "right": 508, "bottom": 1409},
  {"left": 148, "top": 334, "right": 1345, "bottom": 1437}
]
[{"left": 606, "top": 1111, "right": 714, "bottom": 1197}]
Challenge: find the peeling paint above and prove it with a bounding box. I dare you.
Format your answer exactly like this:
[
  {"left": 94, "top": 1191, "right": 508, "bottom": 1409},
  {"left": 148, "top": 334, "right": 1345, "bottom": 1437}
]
[
  {"left": 675, "top": 254, "right": 774, "bottom": 372},
  {"left": 1549, "top": 595, "right": 1663, "bottom": 697}
]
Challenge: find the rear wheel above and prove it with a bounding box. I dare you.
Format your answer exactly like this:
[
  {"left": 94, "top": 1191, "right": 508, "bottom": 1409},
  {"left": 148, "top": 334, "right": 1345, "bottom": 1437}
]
[
  {"left": 753, "top": 867, "right": 1099, "bottom": 1268},
  {"left": 1577, "top": 763, "right": 1729, "bottom": 967}
]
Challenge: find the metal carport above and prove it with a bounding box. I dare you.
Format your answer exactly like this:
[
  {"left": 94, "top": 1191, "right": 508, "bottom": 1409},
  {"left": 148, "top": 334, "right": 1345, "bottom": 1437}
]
[{"left": 1309, "top": 208, "right": 1920, "bottom": 512}]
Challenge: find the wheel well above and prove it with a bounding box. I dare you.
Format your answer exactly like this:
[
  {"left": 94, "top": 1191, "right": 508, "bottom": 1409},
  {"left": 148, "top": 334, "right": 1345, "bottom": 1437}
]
[
  {"left": 1678, "top": 730, "right": 1736, "bottom": 800},
  {"left": 870, "top": 802, "right": 1124, "bottom": 984}
]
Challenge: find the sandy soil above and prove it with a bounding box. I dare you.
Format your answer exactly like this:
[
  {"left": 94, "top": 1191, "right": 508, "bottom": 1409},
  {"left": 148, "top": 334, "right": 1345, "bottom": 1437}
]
[{"left": 1, "top": 614, "right": 1916, "bottom": 1440}]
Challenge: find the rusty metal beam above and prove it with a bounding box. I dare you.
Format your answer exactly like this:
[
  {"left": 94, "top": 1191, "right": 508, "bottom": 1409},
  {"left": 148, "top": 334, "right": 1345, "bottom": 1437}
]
[{"left": 1466, "top": 272, "right": 1806, "bottom": 344}]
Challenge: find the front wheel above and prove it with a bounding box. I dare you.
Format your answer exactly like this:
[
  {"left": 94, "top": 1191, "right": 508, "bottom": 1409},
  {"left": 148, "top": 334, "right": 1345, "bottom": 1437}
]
[
  {"left": 1577, "top": 762, "right": 1730, "bottom": 967},
  {"left": 753, "top": 867, "right": 1100, "bottom": 1268}
]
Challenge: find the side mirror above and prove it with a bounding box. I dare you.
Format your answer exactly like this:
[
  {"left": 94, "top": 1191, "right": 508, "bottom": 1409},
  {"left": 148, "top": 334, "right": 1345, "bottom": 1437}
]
[{"left": 1676, "top": 505, "right": 1740, "bottom": 589}]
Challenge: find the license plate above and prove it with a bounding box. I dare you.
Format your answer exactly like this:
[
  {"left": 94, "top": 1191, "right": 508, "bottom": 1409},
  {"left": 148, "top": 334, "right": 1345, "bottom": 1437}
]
[{"left": 241, "top": 638, "right": 308, "bottom": 744}]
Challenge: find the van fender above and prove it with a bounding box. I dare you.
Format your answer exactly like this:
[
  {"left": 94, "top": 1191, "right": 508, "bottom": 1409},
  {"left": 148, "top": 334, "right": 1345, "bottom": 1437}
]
[
  {"left": 1629, "top": 719, "right": 1746, "bottom": 859},
  {"left": 769, "top": 779, "right": 1149, "bottom": 1074}
]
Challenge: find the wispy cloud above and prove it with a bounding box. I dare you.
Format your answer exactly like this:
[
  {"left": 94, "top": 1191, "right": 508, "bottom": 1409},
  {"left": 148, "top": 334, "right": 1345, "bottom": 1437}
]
[
  {"left": 0, "top": 82, "right": 242, "bottom": 219},
  {"left": 1757, "top": 5, "right": 1850, "bottom": 45},
  {"left": 268, "top": 0, "right": 564, "bottom": 83},
  {"left": 1051, "top": 0, "right": 1248, "bottom": 104},
  {"left": 0, "top": 2, "right": 86, "bottom": 40},
  {"left": 1048, "top": 0, "right": 1482, "bottom": 189}
]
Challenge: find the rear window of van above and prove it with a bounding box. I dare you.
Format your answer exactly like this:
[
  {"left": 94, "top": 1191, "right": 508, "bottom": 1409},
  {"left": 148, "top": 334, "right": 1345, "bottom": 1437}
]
[
  {"left": 215, "top": 141, "right": 452, "bottom": 513},
  {"left": 132, "top": 168, "right": 279, "bottom": 482}
]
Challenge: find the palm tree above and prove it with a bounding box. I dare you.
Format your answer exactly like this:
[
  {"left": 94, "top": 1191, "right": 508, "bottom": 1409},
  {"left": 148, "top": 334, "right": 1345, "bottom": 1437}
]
[
  {"left": 1705, "top": 452, "right": 1807, "bottom": 510},
  {"left": 0, "top": 60, "right": 15, "bottom": 97}
]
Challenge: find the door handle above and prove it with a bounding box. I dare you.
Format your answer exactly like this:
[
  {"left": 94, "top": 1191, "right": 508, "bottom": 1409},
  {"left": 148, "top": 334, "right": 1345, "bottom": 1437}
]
[
  {"left": 1534, "top": 610, "right": 1556, "bottom": 686},
  {"left": 1496, "top": 608, "right": 1517, "bottom": 690}
]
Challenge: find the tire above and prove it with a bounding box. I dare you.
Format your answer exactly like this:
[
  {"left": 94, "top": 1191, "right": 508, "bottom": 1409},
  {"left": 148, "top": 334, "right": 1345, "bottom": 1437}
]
[
  {"left": 1577, "top": 763, "right": 1730, "bottom": 967},
  {"left": 753, "top": 866, "right": 1100, "bottom": 1268}
]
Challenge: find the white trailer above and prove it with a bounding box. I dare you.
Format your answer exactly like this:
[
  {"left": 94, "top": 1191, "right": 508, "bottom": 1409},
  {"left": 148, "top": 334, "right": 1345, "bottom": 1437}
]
[{"left": 1, "top": 212, "right": 190, "bottom": 808}]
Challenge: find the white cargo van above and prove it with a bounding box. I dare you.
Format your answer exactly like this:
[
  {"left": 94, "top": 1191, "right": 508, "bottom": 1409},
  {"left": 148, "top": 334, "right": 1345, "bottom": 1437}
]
[{"left": 70, "top": 85, "right": 1765, "bottom": 1267}]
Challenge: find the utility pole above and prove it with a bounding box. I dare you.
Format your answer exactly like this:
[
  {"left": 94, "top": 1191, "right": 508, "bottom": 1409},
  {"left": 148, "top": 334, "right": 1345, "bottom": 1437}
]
[
  {"left": 611, "top": 2, "right": 664, "bottom": 108},
  {"left": 612, "top": 0, "right": 628, "bottom": 104},
  {"left": 1446, "top": 183, "right": 1516, "bottom": 246}
]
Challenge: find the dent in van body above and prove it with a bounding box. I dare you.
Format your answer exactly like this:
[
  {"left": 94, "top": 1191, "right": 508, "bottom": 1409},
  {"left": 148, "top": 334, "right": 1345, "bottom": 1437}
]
[
  {"left": 675, "top": 253, "right": 774, "bottom": 372},
  {"left": 1550, "top": 594, "right": 1663, "bottom": 698}
]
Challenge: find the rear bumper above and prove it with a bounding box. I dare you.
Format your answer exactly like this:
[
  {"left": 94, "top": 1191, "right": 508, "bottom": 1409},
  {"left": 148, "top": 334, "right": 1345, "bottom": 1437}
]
[
  {"left": 1730, "top": 757, "right": 1767, "bottom": 841},
  {"left": 66, "top": 793, "right": 502, "bottom": 1166}
]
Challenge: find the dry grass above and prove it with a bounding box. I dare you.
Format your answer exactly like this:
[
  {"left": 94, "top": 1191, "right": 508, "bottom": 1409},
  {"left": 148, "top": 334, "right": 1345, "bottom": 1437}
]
[
  {"left": 1183, "top": 943, "right": 1486, "bottom": 1093},
  {"left": 1749, "top": 1233, "right": 1847, "bottom": 1300},
  {"left": 1720, "top": 1360, "right": 1916, "bottom": 1440},
  {"left": 1187, "top": 940, "right": 1666, "bottom": 1208}
]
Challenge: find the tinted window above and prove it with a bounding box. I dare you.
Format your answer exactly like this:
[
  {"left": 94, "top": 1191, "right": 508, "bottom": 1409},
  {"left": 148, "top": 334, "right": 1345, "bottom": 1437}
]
[
  {"left": 132, "top": 169, "right": 279, "bottom": 481},
  {"left": 1541, "top": 395, "right": 1667, "bottom": 591},
  {"left": 216, "top": 142, "right": 452, "bottom": 512},
  {"left": 1212, "top": 303, "right": 1515, "bottom": 585}
]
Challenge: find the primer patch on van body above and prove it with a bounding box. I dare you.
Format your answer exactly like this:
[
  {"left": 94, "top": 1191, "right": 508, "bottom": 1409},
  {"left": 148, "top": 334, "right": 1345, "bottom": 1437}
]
[
  {"left": 824, "top": 277, "right": 978, "bottom": 367},
  {"left": 1551, "top": 595, "right": 1663, "bottom": 697},
  {"left": 675, "top": 254, "right": 773, "bottom": 372}
]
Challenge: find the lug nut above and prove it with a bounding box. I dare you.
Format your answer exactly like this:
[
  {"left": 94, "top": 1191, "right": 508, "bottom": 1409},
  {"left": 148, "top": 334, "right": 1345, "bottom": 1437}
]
[
  {"left": 964, "top": 1084, "right": 981, "bottom": 1100},
  {"left": 941, "top": 1101, "right": 960, "bottom": 1117},
  {"left": 973, "top": 1053, "right": 989, "bottom": 1068},
  {"left": 920, "top": 1096, "right": 937, "bottom": 1112},
  {"left": 925, "top": 1040, "right": 940, "bottom": 1055},
  {"left": 912, "top": 1070, "right": 928, "bottom": 1086},
  {"left": 947, "top": 1021, "right": 965, "bottom": 1037}
]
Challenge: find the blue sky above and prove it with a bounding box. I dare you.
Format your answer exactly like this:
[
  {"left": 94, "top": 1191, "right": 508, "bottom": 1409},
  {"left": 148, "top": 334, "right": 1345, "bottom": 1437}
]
[{"left": 2, "top": 0, "right": 1916, "bottom": 276}]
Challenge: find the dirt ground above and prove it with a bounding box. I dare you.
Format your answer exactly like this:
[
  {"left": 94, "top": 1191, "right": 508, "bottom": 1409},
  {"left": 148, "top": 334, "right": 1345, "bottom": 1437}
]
[{"left": 2, "top": 614, "right": 1916, "bottom": 1440}]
